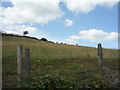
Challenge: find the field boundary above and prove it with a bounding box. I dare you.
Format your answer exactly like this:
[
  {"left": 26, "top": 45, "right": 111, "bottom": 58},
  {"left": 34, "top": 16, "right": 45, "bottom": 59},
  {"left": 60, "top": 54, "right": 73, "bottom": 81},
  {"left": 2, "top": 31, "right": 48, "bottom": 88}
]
[{"left": 97, "top": 43, "right": 119, "bottom": 88}]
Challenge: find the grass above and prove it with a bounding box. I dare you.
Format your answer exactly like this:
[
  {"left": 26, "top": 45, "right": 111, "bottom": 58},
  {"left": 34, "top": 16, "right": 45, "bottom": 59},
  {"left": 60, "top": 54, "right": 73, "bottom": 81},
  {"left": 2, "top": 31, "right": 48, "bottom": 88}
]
[{"left": 2, "top": 35, "right": 119, "bottom": 88}]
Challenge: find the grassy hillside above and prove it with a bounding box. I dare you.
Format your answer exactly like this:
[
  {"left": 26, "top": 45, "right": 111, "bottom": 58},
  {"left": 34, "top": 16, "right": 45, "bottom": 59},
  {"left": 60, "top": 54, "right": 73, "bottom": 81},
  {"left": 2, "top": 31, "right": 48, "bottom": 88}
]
[{"left": 2, "top": 35, "right": 118, "bottom": 88}]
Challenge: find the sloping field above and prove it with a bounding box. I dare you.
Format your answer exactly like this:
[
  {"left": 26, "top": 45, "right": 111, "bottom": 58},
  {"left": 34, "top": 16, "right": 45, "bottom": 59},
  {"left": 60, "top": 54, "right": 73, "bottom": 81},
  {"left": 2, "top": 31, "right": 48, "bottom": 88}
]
[{"left": 2, "top": 35, "right": 118, "bottom": 88}]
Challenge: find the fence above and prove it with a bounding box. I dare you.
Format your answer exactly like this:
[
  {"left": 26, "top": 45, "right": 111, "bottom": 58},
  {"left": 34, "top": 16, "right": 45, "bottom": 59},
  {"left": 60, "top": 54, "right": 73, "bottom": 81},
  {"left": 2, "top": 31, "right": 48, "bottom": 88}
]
[
  {"left": 17, "top": 45, "right": 30, "bottom": 81},
  {"left": 97, "top": 43, "right": 119, "bottom": 87},
  {"left": 16, "top": 44, "right": 119, "bottom": 87}
]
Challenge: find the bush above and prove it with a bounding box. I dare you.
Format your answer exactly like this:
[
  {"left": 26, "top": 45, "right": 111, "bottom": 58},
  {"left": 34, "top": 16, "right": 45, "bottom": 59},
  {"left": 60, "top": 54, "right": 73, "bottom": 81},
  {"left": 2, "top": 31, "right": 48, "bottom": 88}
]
[
  {"left": 23, "top": 31, "right": 29, "bottom": 36},
  {"left": 48, "top": 41, "right": 54, "bottom": 43},
  {"left": 16, "top": 74, "right": 108, "bottom": 89},
  {"left": 40, "top": 38, "right": 48, "bottom": 41}
]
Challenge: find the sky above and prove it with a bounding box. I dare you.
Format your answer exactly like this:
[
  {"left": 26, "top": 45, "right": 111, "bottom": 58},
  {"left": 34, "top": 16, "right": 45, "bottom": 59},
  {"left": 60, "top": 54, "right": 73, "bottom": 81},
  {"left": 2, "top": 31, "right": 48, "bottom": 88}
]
[{"left": 0, "top": 0, "right": 119, "bottom": 49}]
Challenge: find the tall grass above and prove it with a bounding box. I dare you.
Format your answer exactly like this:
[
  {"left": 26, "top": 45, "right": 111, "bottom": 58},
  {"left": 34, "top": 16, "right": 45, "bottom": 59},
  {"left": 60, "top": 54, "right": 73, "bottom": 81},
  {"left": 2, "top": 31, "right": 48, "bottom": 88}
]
[{"left": 2, "top": 35, "right": 118, "bottom": 88}]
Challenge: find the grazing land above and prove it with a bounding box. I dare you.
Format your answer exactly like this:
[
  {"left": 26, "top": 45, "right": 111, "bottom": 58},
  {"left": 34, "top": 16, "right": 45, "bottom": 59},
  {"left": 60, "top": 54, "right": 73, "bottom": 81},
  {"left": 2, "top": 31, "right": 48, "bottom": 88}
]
[{"left": 2, "top": 34, "right": 118, "bottom": 88}]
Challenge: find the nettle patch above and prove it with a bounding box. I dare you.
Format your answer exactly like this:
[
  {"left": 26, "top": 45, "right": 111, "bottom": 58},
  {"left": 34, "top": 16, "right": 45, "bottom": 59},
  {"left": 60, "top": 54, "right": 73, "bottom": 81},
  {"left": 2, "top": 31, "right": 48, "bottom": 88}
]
[{"left": 16, "top": 74, "right": 108, "bottom": 88}]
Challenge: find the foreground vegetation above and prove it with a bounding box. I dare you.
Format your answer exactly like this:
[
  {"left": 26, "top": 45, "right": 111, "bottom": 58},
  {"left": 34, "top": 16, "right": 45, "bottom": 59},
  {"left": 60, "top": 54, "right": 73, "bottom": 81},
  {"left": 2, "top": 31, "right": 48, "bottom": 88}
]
[{"left": 2, "top": 35, "right": 118, "bottom": 88}]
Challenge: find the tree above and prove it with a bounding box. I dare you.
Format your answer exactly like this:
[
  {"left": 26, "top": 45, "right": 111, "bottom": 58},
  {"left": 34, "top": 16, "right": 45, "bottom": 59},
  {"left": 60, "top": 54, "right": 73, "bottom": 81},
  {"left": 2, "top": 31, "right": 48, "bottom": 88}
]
[
  {"left": 23, "top": 31, "right": 29, "bottom": 36},
  {"left": 40, "top": 38, "right": 48, "bottom": 41}
]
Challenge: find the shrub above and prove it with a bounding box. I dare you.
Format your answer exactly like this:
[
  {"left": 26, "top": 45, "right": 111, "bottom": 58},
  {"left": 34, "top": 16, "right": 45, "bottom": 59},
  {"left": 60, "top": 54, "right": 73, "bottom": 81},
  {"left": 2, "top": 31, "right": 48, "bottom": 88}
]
[
  {"left": 40, "top": 38, "right": 48, "bottom": 42},
  {"left": 48, "top": 41, "right": 54, "bottom": 43},
  {"left": 23, "top": 31, "right": 29, "bottom": 36},
  {"left": 16, "top": 74, "right": 108, "bottom": 89}
]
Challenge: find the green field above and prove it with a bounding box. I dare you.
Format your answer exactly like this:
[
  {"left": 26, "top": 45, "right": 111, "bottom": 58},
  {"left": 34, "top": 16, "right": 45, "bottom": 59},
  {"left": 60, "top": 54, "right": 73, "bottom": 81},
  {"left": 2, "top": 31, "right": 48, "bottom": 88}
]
[{"left": 2, "top": 35, "right": 119, "bottom": 88}]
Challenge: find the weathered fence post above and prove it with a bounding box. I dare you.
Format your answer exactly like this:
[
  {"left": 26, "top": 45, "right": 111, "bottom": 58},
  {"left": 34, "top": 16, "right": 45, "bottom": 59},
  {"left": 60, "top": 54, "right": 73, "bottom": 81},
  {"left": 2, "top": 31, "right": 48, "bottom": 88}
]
[
  {"left": 25, "top": 49, "right": 30, "bottom": 78},
  {"left": 98, "top": 43, "right": 103, "bottom": 75},
  {"left": 17, "top": 45, "right": 23, "bottom": 81}
]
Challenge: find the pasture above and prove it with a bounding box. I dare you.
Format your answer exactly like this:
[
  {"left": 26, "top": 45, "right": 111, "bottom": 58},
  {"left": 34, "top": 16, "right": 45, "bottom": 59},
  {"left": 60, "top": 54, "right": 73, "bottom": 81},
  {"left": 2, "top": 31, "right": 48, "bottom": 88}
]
[{"left": 2, "top": 35, "right": 119, "bottom": 88}]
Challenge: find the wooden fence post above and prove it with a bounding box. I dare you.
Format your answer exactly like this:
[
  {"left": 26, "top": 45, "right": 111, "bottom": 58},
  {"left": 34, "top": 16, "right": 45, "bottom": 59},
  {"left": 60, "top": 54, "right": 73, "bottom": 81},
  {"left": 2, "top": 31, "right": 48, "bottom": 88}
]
[
  {"left": 25, "top": 49, "right": 30, "bottom": 78},
  {"left": 98, "top": 43, "right": 103, "bottom": 75},
  {"left": 17, "top": 45, "right": 23, "bottom": 80}
]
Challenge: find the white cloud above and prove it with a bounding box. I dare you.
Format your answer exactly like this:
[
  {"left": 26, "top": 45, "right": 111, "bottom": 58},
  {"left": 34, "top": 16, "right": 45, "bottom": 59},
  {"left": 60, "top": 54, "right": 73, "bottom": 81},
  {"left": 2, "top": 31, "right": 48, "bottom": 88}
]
[
  {"left": 79, "top": 29, "right": 118, "bottom": 41},
  {"left": 2, "top": 0, "right": 63, "bottom": 24},
  {"left": 0, "top": 7, "right": 5, "bottom": 17},
  {"left": 66, "top": 29, "right": 118, "bottom": 42},
  {"left": 65, "top": 0, "right": 118, "bottom": 14},
  {"left": 66, "top": 38, "right": 76, "bottom": 43},
  {"left": 69, "top": 35, "right": 80, "bottom": 40},
  {"left": 1, "top": 0, "right": 11, "bottom": 2},
  {"left": 65, "top": 19, "right": 73, "bottom": 26},
  {"left": 0, "top": 0, "right": 64, "bottom": 39},
  {"left": 21, "top": 25, "right": 37, "bottom": 33},
  {"left": 5, "top": 30, "right": 18, "bottom": 34},
  {"left": 0, "top": 21, "right": 38, "bottom": 35}
]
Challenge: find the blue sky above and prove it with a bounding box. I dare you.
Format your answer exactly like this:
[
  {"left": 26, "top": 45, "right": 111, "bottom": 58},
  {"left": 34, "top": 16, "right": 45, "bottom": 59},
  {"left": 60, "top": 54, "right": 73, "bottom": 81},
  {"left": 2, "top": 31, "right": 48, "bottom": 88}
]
[{"left": 0, "top": 0, "right": 119, "bottom": 49}]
